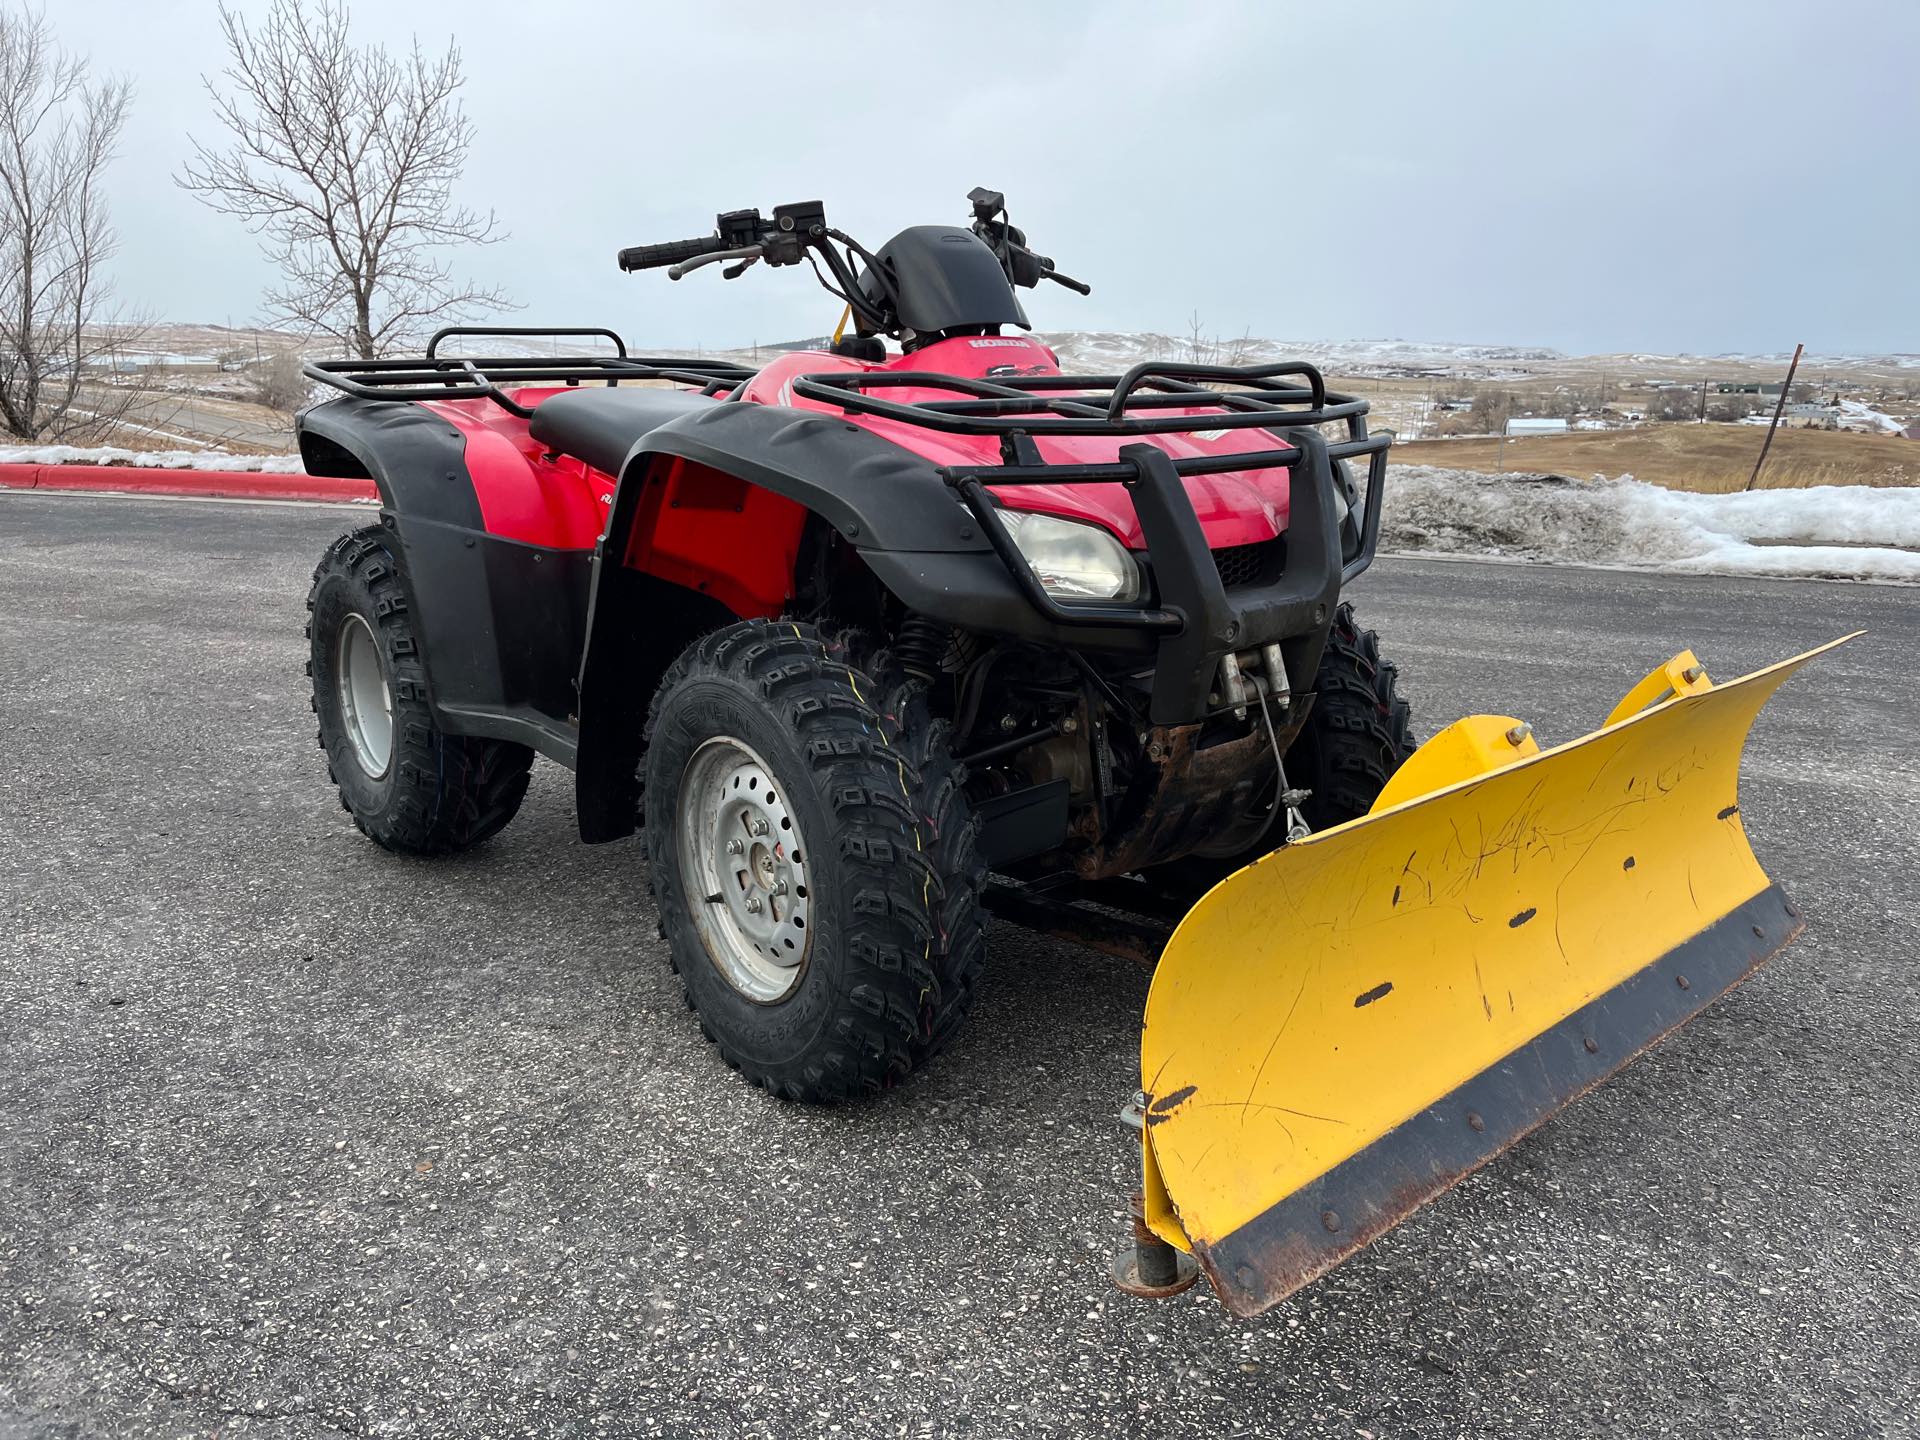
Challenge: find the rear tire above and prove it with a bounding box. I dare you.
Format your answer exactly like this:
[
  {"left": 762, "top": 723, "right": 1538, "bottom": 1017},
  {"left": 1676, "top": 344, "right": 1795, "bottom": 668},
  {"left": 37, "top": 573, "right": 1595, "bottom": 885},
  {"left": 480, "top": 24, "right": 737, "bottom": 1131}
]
[
  {"left": 642, "top": 620, "right": 986, "bottom": 1102},
  {"left": 307, "top": 525, "right": 533, "bottom": 855}
]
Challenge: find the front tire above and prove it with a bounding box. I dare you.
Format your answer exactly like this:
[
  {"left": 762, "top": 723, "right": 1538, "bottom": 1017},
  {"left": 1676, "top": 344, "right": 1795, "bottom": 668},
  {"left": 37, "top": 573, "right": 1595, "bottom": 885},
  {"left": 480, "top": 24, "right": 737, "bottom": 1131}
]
[
  {"left": 1148, "top": 601, "right": 1416, "bottom": 893},
  {"left": 1286, "top": 601, "right": 1418, "bottom": 831},
  {"left": 307, "top": 525, "right": 533, "bottom": 855},
  {"left": 643, "top": 621, "right": 986, "bottom": 1102}
]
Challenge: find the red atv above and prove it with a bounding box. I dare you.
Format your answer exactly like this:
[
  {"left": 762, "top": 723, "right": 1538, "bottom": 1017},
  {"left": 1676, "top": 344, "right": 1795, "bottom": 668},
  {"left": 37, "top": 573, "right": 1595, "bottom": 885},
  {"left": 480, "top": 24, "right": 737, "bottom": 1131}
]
[{"left": 298, "top": 190, "right": 1409, "bottom": 1103}]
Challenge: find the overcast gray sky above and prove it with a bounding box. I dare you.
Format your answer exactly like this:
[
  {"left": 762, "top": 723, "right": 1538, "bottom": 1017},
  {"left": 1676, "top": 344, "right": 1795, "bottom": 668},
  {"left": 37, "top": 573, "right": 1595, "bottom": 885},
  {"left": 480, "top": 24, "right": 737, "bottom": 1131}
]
[{"left": 58, "top": 0, "right": 1920, "bottom": 356}]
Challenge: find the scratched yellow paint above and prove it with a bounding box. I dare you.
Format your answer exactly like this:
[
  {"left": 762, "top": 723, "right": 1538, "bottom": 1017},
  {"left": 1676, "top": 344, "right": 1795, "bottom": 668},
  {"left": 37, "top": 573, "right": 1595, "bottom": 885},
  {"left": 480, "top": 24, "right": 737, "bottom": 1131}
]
[{"left": 1140, "top": 636, "right": 1856, "bottom": 1254}]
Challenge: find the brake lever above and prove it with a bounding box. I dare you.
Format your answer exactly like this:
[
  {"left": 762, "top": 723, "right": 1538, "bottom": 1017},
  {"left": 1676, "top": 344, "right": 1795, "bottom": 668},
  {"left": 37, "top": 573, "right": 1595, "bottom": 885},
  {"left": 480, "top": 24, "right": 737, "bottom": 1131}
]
[
  {"left": 1043, "top": 267, "right": 1092, "bottom": 296},
  {"left": 667, "top": 244, "right": 763, "bottom": 281}
]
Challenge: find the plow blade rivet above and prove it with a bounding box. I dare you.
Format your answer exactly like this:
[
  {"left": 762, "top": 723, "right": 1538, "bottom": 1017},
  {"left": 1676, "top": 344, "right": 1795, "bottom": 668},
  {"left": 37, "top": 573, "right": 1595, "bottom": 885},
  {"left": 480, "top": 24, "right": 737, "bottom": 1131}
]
[
  {"left": 1321, "top": 1210, "right": 1341, "bottom": 1233},
  {"left": 1466, "top": 1111, "right": 1485, "bottom": 1132},
  {"left": 1584, "top": 1036, "right": 1599, "bottom": 1054},
  {"left": 1785, "top": 902, "right": 1800, "bottom": 918},
  {"left": 1751, "top": 924, "right": 1765, "bottom": 939},
  {"left": 1675, "top": 974, "right": 1691, "bottom": 990}
]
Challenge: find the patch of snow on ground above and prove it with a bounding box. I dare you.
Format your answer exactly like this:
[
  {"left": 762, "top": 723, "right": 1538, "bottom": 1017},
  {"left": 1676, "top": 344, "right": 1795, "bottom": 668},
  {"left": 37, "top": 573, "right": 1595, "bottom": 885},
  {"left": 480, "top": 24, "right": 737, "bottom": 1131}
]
[
  {"left": 1835, "top": 399, "right": 1906, "bottom": 434},
  {"left": 0, "top": 445, "right": 305, "bottom": 472},
  {"left": 1383, "top": 467, "right": 1920, "bottom": 584},
  {"left": 1031, "top": 332, "right": 1565, "bottom": 377}
]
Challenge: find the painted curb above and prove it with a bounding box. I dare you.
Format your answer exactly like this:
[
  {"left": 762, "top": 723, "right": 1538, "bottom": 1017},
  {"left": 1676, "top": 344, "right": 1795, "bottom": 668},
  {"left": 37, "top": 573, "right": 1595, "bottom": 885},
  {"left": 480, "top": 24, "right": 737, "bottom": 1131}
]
[{"left": 0, "top": 462, "right": 377, "bottom": 504}]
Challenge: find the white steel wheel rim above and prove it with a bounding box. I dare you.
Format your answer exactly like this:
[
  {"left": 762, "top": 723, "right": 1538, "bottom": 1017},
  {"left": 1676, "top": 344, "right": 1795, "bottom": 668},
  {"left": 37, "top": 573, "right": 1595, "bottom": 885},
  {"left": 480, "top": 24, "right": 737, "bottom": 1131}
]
[
  {"left": 677, "top": 736, "right": 813, "bottom": 1003},
  {"left": 336, "top": 612, "right": 394, "bottom": 779}
]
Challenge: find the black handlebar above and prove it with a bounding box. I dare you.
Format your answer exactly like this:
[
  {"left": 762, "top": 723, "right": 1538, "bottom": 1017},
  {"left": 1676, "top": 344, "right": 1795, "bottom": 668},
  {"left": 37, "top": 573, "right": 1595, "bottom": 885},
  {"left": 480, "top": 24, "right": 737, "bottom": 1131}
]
[
  {"left": 617, "top": 193, "right": 1092, "bottom": 333},
  {"left": 617, "top": 235, "right": 722, "bottom": 272}
]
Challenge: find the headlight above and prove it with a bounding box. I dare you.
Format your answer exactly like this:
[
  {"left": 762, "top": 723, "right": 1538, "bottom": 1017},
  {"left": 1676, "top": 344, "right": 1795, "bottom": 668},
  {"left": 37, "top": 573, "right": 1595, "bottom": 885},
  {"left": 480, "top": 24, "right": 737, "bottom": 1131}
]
[{"left": 999, "top": 509, "right": 1141, "bottom": 603}]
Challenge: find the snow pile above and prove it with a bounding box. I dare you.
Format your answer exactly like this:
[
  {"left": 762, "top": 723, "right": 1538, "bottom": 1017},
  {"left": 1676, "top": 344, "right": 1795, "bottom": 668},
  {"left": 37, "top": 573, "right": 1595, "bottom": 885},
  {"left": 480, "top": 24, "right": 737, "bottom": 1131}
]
[
  {"left": 1383, "top": 467, "right": 1920, "bottom": 584},
  {"left": 0, "top": 444, "right": 303, "bottom": 472}
]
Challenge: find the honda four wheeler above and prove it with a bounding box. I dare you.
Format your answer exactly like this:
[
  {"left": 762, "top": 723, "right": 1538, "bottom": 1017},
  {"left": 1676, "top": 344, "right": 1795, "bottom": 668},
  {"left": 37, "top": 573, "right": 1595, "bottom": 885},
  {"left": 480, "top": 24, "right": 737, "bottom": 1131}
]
[{"left": 299, "top": 191, "right": 1843, "bottom": 1317}]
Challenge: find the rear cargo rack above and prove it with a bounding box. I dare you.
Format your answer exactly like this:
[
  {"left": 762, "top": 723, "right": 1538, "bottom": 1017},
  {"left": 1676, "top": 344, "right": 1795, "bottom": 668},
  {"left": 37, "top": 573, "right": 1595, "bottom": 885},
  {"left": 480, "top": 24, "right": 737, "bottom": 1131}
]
[{"left": 304, "top": 326, "right": 757, "bottom": 418}]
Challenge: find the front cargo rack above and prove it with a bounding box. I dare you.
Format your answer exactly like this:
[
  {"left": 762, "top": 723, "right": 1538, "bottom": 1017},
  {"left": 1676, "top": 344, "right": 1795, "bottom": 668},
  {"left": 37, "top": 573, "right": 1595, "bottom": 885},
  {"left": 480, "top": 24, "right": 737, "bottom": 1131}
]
[
  {"left": 789, "top": 358, "right": 1391, "bottom": 600},
  {"left": 303, "top": 326, "right": 757, "bottom": 419}
]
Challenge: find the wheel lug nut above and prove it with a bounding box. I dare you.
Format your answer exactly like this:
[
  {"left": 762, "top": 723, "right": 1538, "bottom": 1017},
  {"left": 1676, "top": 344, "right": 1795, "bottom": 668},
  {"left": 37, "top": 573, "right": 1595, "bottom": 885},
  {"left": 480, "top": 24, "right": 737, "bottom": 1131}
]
[
  {"left": 750, "top": 818, "right": 770, "bottom": 837},
  {"left": 726, "top": 838, "right": 744, "bottom": 855},
  {"left": 745, "top": 896, "right": 763, "bottom": 914}
]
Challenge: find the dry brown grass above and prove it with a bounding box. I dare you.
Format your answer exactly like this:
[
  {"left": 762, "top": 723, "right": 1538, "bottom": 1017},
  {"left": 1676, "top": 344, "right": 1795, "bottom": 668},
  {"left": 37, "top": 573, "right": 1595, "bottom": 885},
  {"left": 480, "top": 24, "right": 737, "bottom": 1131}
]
[{"left": 1389, "top": 423, "right": 1920, "bottom": 493}]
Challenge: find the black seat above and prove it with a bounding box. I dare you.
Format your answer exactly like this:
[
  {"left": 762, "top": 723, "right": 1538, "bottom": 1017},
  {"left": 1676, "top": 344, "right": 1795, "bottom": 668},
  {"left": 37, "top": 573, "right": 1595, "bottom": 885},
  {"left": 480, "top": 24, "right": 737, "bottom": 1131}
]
[{"left": 527, "top": 386, "right": 718, "bottom": 477}]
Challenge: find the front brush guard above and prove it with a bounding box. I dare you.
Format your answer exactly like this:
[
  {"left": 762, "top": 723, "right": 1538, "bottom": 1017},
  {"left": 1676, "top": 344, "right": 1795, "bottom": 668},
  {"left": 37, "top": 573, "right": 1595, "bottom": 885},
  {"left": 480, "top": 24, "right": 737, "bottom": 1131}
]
[
  {"left": 950, "top": 434, "right": 1352, "bottom": 725},
  {"left": 797, "top": 355, "right": 1393, "bottom": 727}
]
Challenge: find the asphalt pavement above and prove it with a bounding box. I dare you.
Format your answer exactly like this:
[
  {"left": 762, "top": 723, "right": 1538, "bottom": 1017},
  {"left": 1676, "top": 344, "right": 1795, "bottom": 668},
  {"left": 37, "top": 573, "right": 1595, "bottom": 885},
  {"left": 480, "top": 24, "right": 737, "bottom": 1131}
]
[{"left": 2, "top": 492, "right": 1915, "bottom": 1439}]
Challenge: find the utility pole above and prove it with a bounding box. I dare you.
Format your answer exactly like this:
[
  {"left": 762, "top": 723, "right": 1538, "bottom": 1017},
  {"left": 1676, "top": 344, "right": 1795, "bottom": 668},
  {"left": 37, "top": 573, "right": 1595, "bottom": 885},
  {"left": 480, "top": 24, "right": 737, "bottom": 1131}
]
[
  {"left": 1698, "top": 376, "right": 1708, "bottom": 423},
  {"left": 1744, "top": 343, "right": 1804, "bottom": 492}
]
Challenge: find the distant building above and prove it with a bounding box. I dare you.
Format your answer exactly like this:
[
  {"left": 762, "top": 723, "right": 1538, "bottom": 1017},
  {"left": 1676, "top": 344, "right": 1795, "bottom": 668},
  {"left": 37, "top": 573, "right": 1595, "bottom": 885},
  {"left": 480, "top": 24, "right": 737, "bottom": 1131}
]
[{"left": 1505, "top": 418, "right": 1569, "bottom": 436}]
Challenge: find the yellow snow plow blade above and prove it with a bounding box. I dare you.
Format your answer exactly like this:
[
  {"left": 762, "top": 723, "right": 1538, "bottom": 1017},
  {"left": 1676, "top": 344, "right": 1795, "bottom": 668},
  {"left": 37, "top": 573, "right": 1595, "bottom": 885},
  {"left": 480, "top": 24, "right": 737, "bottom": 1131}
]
[{"left": 1139, "top": 635, "right": 1855, "bottom": 1318}]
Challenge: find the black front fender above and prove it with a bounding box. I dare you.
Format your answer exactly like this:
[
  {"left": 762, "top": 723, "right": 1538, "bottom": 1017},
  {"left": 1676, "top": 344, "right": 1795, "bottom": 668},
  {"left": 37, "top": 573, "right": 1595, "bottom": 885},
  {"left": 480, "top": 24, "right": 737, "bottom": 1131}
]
[{"left": 571, "top": 401, "right": 993, "bottom": 842}]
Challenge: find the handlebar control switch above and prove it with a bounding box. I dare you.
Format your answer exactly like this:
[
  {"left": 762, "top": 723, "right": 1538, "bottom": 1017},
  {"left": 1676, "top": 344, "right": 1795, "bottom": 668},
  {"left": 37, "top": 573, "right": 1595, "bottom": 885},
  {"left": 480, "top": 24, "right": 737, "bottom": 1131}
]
[{"left": 716, "top": 208, "right": 764, "bottom": 248}]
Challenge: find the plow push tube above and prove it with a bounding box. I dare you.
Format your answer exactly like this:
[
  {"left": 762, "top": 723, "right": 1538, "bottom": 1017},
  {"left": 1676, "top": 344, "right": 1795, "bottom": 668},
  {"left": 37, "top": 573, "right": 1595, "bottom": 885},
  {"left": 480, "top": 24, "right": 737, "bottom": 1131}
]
[{"left": 1136, "top": 635, "right": 1855, "bottom": 1318}]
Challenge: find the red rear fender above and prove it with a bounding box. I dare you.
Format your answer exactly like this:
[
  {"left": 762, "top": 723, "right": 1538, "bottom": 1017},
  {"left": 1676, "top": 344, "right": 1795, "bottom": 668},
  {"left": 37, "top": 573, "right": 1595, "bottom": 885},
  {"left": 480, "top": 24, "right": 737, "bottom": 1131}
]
[
  {"left": 420, "top": 394, "right": 611, "bottom": 549},
  {"left": 423, "top": 392, "right": 808, "bottom": 619}
]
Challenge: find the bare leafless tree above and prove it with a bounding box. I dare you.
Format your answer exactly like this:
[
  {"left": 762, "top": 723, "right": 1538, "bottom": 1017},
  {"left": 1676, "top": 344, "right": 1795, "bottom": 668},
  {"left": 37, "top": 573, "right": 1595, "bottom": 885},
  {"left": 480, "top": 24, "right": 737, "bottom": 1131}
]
[
  {"left": 1467, "top": 386, "right": 1517, "bottom": 433},
  {"left": 0, "top": 7, "right": 140, "bottom": 442},
  {"left": 249, "top": 346, "right": 310, "bottom": 411},
  {"left": 1219, "top": 326, "right": 1258, "bottom": 368},
  {"left": 1647, "top": 386, "right": 1699, "bottom": 422},
  {"left": 1185, "top": 309, "right": 1211, "bottom": 365},
  {"left": 1707, "top": 394, "right": 1762, "bottom": 423},
  {"left": 177, "top": 0, "right": 512, "bottom": 359}
]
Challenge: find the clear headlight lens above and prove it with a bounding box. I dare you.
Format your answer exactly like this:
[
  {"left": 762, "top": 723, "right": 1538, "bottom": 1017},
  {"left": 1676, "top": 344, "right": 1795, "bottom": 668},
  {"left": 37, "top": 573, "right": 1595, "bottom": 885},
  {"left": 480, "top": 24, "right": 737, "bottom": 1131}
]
[{"left": 999, "top": 508, "right": 1141, "bottom": 603}]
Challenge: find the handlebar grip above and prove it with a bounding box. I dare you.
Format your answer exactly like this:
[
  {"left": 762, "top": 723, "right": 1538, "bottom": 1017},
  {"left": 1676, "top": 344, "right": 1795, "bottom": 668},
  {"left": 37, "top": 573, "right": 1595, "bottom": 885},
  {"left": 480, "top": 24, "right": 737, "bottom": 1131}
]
[
  {"left": 617, "top": 235, "right": 721, "bottom": 272},
  {"left": 1045, "top": 268, "right": 1092, "bottom": 296}
]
